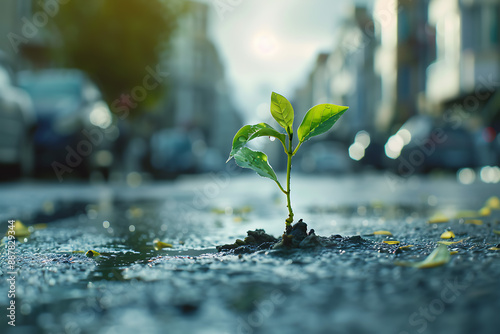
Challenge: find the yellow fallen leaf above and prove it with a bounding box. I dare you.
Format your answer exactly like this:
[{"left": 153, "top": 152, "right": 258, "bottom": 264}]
[
  {"left": 440, "top": 231, "right": 456, "bottom": 239},
  {"left": 479, "top": 207, "right": 491, "bottom": 216},
  {"left": 395, "top": 245, "right": 451, "bottom": 268},
  {"left": 372, "top": 230, "right": 392, "bottom": 236},
  {"left": 235, "top": 205, "right": 253, "bottom": 214},
  {"left": 486, "top": 196, "right": 500, "bottom": 210},
  {"left": 450, "top": 251, "right": 459, "bottom": 255},
  {"left": 33, "top": 223, "right": 47, "bottom": 230},
  {"left": 464, "top": 219, "right": 483, "bottom": 226},
  {"left": 428, "top": 213, "right": 449, "bottom": 224},
  {"left": 488, "top": 247, "right": 500, "bottom": 251},
  {"left": 5, "top": 220, "right": 31, "bottom": 238},
  {"left": 86, "top": 250, "right": 100, "bottom": 258},
  {"left": 398, "top": 245, "right": 414, "bottom": 250},
  {"left": 210, "top": 208, "right": 226, "bottom": 214},
  {"left": 154, "top": 240, "right": 173, "bottom": 250},
  {"left": 437, "top": 239, "right": 464, "bottom": 245},
  {"left": 128, "top": 206, "right": 143, "bottom": 218},
  {"left": 493, "top": 230, "right": 500, "bottom": 236},
  {"left": 383, "top": 240, "right": 400, "bottom": 245}
]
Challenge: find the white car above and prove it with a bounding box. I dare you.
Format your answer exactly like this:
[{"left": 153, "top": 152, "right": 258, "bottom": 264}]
[{"left": 0, "top": 64, "right": 36, "bottom": 179}]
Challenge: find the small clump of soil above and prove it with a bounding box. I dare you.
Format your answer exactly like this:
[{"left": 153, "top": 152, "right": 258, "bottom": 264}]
[{"left": 216, "top": 219, "right": 344, "bottom": 254}]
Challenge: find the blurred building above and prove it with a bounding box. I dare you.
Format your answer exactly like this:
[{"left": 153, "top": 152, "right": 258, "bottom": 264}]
[
  {"left": 426, "top": 0, "right": 500, "bottom": 120},
  {"left": 0, "top": 0, "right": 50, "bottom": 68},
  {"left": 427, "top": 0, "right": 500, "bottom": 102},
  {"left": 0, "top": 0, "right": 32, "bottom": 61},
  {"left": 374, "top": 0, "right": 435, "bottom": 132},
  {"left": 148, "top": 0, "right": 242, "bottom": 173},
  {"left": 294, "top": 6, "right": 380, "bottom": 141}
]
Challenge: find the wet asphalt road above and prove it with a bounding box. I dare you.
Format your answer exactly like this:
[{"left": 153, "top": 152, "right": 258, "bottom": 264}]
[{"left": 0, "top": 171, "right": 499, "bottom": 334}]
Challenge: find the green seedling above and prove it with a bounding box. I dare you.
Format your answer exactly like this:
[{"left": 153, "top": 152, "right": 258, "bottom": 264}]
[{"left": 227, "top": 92, "right": 348, "bottom": 231}]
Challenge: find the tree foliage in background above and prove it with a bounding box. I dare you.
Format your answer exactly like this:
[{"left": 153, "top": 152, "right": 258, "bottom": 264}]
[{"left": 45, "top": 0, "right": 185, "bottom": 114}]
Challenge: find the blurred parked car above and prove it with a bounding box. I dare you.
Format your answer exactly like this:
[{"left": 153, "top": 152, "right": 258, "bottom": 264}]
[
  {"left": 386, "top": 115, "right": 476, "bottom": 174},
  {"left": 298, "top": 141, "right": 352, "bottom": 174},
  {"left": 150, "top": 128, "right": 196, "bottom": 177},
  {"left": 18, "top": 69, "right": 117, "bottom": 179},
  {"left": 0, "top": 63, "right": 36, "bottom": 179}
]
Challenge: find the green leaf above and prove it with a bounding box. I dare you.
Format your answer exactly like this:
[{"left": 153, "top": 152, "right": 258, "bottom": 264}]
[
  {"left": 228, "top": 123, "right": 286, "bottom": 161},
  {"left": 232, "top": 147, "right": 278, "bottom": 183},
  {"left": 270, "top": 92, "right": 294, "bottom": 134},
  {"left": 297, "top": 104, "right": 348, "bottom": 143},
  {"left": 394, "top": 244, "right": 451, "bottom": 269}
]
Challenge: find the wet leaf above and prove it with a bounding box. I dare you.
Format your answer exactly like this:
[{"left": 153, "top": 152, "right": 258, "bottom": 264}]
[
  {"left": 427, "top": 213, "right": 449, "bottom": 224},
  {"left": 86, "top": 250, "right": 100, "bottom": 258},
  {"left": 398, "top": 245, "right": 414, "bottom": 250},
  {"left": 479, "top": 207, "right": 491, "bottom": 216},
  {"left": 233, "top": 147, "right": 279, "bottom": 183},
  {"left": 437, "top": 239, "right": 464, "bottom": 245},
  {"left": 154, "top": 240, "right": 173, "bottom": 250},
  {"left": 464, "top": 219, "right": 483, "bottom": 225},
  {"left": 383, "top": 240, "right": 400, "bottom": 245},
  {"left": 450, "top": 251, "right": 459, "bottom": 255},
  {"left": 372, "top": 230, "right": 393, "bottom": 236},
  {"left": 486, "top": 196, "right": 500, "bottom": 210},
  {"left": 493, "top": 230, "right": 500, "bottom": 236},
  {"left": 440, "top": 231, "right": 455, "bottom": 239},
  {"left": 227, "top": 123, "right": 286, "bottom": 161},
  {"left": 270, "top": 92, "right": 294, "bottom": 135},
  {"left": 395, "top": 245, "right": 451, "bottom": 269},
  {"left": 5, "top": 220, "right": 31, "bottom": 238},
  {"left": 297, "top": 103, "right": 348, "bottom": 143}
]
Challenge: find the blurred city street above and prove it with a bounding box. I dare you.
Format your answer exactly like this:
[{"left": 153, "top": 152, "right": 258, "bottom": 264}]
[{"left": 1, "top": 0, "right": 500, "bottom": 333}]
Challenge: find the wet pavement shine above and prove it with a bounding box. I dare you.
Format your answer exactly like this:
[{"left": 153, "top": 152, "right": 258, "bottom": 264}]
[{"left": 1, "top": 172, "right": 499, "bottom": 334}]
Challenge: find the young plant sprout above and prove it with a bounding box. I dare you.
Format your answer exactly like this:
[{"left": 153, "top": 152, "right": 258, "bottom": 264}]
[{"left": 227, "top": 92, "right": 348, "bottom": 231}]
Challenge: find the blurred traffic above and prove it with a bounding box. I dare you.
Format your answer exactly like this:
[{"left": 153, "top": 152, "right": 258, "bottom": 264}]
[{"left": 0, "top": 0, "right": 499, "bottom": 184}]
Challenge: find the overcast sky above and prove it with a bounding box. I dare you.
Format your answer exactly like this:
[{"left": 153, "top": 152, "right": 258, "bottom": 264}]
[{"left": 209, "top": 0, "right": 372, "bottom": 121}]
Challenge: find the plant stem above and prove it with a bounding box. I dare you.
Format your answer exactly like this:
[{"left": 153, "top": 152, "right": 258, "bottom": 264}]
[{"left": 285, "top": 133, "right": 294, "bottom": 227}]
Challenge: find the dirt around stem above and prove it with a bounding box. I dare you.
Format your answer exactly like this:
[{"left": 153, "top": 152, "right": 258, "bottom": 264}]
[{"left": 216, "top": 219, "right": 349, "bottom": 254}]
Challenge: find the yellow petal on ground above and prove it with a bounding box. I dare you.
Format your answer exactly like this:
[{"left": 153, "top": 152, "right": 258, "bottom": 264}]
[
  {"left": 33, "top": 223, "right": 48, "bottom": 230},
  {"left": 493, "top": 230, "right": 500, "bottom": 236},
  {"left": 235, "top": 205, "right": 253, "bottom": 214},
  {"left": 85, "top": 250, "right": 100, "bottom": 258},
  {"left": 464, "top": 219, "right": 483, "bottom": 226},
  {"left": 479, "top": 207, "right": 491, "bottom": 216},
  {"left": 485, "top": 196, "right": 500, "bottom": 210},
  {"left": 383, "top": 240, "right": 400, "bottom": 245},
  {"left": 440, "top": 230, "right": 456, "bottom": 239},
  {"left": 5, "top": 220, "right": 31, "bottom": 238},
  {"left": 398, "top": 245, "right": 414, "bottom": 250},
  {"left": 395, "top": 244, "right": 451, "bottom": 269},
  {"left": 372, "top": 230, "right": 393, "bottom": 236},
  {"left": 128, "top": 206, "right": 143, "bottom": 218},
  {"left": 427, "top": 213, "right": 449, "bottom": 223},
  {"left": 210, "top": 208, "right": 226, "bottom": 214},
  {"left": 437, "top": 239, "right": 464, "bottom": 245},
  {"left": 154, "top": 240, "right": 173, "bottom": 250}
]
